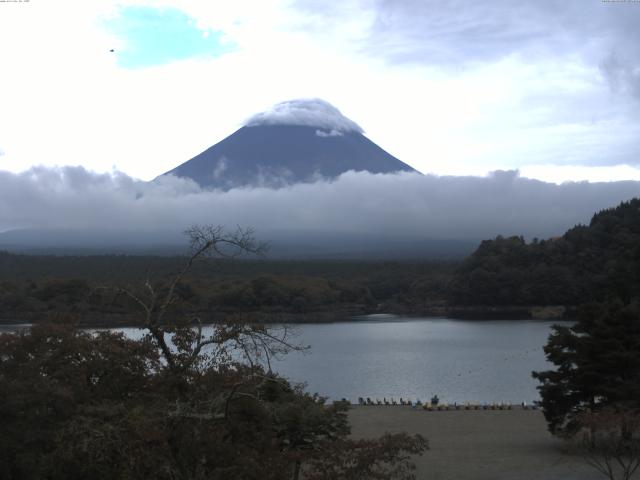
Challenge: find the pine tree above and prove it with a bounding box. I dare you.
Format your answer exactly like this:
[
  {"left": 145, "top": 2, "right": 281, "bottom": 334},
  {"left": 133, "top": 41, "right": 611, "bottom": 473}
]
[{"left": 533, "top": 299, "right": 640, "bottom": 435}]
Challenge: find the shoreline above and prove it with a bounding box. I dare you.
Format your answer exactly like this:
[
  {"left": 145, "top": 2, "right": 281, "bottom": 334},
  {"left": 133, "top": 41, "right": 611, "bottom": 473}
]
[{"left": 0, "top": 304, "right": 575, "bottom": 327}]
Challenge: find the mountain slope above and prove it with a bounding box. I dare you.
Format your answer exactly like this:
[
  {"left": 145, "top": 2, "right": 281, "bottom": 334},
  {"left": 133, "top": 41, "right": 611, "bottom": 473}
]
[{"left": 160, "top": 99, "right": 417, "bottom": 189}]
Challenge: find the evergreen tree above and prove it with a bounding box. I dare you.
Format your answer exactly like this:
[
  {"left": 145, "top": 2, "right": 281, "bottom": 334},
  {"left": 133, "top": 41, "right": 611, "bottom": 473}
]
[
  {"left": 450, "top": 197, "right": 640, "bottom": 307},
  {"left": 533, "top": 299, "right": 640, "bottom": 435}
]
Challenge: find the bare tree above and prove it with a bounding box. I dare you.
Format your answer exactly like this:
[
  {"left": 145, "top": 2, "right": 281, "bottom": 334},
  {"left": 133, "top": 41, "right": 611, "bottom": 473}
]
[
  {"left": 576, "top": 407, "right": 640, "bottom": 480},
  {"left": 109, "top": 225, "right": 302, "bottom": 374}
]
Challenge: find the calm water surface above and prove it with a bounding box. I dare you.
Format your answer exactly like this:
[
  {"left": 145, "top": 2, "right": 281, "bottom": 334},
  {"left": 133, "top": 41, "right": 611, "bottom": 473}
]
[
  {"left": 2, "top": 316, "right": 567, "bottom": 404},
  {"left": 271, "top": 316, "right": 564, "bottom": 404}
]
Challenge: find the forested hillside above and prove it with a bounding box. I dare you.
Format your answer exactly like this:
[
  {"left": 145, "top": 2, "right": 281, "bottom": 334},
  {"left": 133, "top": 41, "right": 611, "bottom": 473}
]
[
  {"left": 0, "top": 254, "right": 454, "bottom": 324},
  {"left": 450, "top": 198, "right": 640, "bottom": 306}
]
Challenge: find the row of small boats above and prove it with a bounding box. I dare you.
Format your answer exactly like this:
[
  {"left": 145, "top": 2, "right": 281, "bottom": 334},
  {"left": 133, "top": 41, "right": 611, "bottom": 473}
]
[{"left": 354, "top": 397, "right": 539, "bottom": 410}]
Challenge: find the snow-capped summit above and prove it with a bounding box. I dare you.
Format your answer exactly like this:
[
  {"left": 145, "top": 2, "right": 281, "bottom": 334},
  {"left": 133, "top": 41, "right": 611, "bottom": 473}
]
[
  {"left": 160, "top": 99, "right": 417, "bottom": 190},
  {"left": 245, "top": 98, "right": 364, "bottom": 134}
]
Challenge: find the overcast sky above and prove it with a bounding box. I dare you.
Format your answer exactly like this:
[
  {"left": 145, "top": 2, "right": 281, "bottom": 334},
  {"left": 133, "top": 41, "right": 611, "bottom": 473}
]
[{"left": 1, "top": 0, "right": 639, "bottom": 183}]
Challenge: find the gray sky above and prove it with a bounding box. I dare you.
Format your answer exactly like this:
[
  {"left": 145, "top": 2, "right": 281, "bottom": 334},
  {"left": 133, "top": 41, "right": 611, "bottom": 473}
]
[{"left": 0, "top": 0, "right": 639, "bottom": 182}]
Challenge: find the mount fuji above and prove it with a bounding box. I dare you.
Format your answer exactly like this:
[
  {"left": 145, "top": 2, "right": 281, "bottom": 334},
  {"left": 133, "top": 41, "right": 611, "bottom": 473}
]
[{"left": 160, "top": 99, "right": 418, "bottom": 189}]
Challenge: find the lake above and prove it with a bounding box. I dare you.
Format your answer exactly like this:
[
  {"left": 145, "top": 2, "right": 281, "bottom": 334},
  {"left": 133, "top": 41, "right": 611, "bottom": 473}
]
[
  {"left": 270, "top": 316, "right": 563, "bottom": 404},
  {"left": 1, "top": 316, "right": 566, "bottom": 404}
]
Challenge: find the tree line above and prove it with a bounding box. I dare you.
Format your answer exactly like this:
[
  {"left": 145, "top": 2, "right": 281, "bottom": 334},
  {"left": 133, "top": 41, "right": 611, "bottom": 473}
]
[
  {"left": 450, "top": 198, "right": 640, "bottom": 306},
  {"left": 0, "top": 254, "right": 454, "bottom": 324}
]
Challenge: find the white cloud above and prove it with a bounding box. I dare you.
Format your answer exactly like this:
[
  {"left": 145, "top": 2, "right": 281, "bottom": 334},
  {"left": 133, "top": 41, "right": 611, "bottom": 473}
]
[
  {"left": 1, "top": 167, "right": 639, "bottom": 242},
  {"left": 212, "top": 157, "right": 228, "bottom": 179},
  {"left": 520, "top": 164, "right": 640, "bottom": 184},
  {"left": 315, "top": 129, "right": 343, "bottom": 137},
  {"left": 245, "top": 99, "right": 363, "bottom": 133}
]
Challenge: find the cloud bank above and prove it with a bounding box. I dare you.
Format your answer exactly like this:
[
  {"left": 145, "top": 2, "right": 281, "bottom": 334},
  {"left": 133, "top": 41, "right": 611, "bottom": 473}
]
[
  {"left": 1, "top": 167, "right": 639, "bottom": 248},
  {"left": 245, "top": 99, "right": 364, "bottom": 134}
]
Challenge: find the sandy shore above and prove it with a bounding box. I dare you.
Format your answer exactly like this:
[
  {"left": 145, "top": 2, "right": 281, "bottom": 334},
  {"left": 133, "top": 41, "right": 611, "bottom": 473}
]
[{"left": 348, "top": 406, "right": 603, "bottom": 480}]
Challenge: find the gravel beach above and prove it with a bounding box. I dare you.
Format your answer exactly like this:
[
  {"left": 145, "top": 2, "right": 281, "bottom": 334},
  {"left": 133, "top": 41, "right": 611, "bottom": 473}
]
[{"left": 348, "top": 406, "right": 604, "bottom": 480}]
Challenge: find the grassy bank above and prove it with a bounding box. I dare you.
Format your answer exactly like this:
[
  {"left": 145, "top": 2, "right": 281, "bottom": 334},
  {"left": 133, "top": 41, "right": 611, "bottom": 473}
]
[{"left": 348, "top": 406, "right": 600, "bottom": 480}]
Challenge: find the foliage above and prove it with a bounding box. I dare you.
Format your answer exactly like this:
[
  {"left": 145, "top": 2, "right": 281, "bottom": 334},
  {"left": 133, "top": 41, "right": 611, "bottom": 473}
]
[
  {"left": 532, "top": 299, "right": 640, "bottom": 436},
  {"left": 303, "top": 433, "right": 428, "bottom": 480},
  {"left": 450, "top": 198, "right": 640, "bottom": 306},
  {"left": 0, "top": 226, "right": 427, "bottom": 480},
  {"left": 0, "top": 252, "right": 455, "bottom": 322}
]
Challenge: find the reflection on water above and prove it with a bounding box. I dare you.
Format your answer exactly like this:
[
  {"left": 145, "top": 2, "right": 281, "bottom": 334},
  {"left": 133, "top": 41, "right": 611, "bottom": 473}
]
[
  {"left": 1, "top": 317, "right": 566, "bottom": 404},
  {"left": 0, "top": 324, "right": 31, "bottom": 333},
  {"left": 271, "top": 317, "right": 565, "bottom": 404}
]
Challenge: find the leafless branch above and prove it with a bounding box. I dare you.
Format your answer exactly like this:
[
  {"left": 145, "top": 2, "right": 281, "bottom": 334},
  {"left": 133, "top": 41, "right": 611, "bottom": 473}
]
[
  {"left": 577, "top": 408, "right": 640, "bottom": 480},
  {"left": 102, "top": 225, "right": 293, "bottom": 375}
]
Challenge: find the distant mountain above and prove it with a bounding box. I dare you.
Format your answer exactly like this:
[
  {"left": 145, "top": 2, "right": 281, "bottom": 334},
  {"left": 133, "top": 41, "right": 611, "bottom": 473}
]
[{"left": 159, "top": 99, "right": 417, "bottom": 189}]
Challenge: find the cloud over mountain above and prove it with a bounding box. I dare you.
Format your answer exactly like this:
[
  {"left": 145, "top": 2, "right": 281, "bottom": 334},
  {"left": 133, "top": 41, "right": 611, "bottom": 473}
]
[
  {"left": 245, "top": 99, "right": 364, "bottom": 133},
  {"left": 1, "top": 167, "right": 639, "bottom": 250}
]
